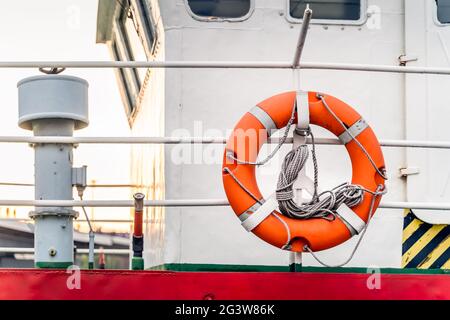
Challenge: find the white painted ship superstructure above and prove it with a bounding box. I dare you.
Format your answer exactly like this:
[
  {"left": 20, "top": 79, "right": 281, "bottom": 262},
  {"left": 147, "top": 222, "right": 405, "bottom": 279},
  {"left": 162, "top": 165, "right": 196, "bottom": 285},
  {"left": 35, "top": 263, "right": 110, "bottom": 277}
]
[{"left": 96, "top": 0, "right": 450, "bottom": 270}]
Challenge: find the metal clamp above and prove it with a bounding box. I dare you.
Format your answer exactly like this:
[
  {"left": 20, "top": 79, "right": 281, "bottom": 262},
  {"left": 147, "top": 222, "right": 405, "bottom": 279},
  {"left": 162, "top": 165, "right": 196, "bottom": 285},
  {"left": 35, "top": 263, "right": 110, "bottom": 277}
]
[
  {"left": 72, "top": 166, "right": 87, "bottom": 188},
  {"left": 38, "top": 67, "right": 66, "bottom": 74},
  {"left": 29, "top": 208, "right": 79, "bottom": 219},
  {"left": 294, "top": 91, "right": 310, "bottom": 137}
]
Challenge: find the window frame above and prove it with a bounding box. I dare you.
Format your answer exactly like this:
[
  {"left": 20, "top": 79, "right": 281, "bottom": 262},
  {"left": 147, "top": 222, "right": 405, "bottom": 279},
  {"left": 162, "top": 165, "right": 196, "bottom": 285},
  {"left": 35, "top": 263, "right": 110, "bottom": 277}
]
[
  {"left": 286, "top": 0, "right": 368, "bottom": 26},
  {"left": 111, "top": 25, "right": 141, "bottom": 120},
  {"left": 184, "top": 0, "right": 255, "bottom": 22},
  {"left": 109, "top": 0, "right": 158, "bottom": 126},
  {"left": 433, "top": 0, "right": 450, "bottom": 26},
  {"left": 129, "top": 0, "right": 158, "bottom": 56}
]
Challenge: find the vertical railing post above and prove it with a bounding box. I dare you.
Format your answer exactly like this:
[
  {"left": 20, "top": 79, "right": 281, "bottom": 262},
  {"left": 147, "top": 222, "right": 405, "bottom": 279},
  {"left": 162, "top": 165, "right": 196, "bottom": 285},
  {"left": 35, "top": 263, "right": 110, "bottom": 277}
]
[
  {"left": 289, "top": 6, "right": 313, "bottom": 272},
  {"left": 292, "top": 5, "right": 313, "bottom": 68}
]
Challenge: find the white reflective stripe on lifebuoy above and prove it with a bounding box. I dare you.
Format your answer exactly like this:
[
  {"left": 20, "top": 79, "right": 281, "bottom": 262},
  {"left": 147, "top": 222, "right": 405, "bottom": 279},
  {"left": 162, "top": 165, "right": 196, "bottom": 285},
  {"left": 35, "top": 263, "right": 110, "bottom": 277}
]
[
  {"left": 296, "top": 91, "right": 310, "bottom": 132},
  {"left": 238, "top": 201, "right": 262, "bottom": 222},
  {"left": 336, "top": 203, "right": 366, "bottom": 236},
  {"left": 249, "top": 106, "right": 278, "bottom": 134},
  {"left": 338, "top": 118, "right": 368, "bottom": 145},
  {"left": 241, "top": 197, "right": 279, "bottom": 232}
]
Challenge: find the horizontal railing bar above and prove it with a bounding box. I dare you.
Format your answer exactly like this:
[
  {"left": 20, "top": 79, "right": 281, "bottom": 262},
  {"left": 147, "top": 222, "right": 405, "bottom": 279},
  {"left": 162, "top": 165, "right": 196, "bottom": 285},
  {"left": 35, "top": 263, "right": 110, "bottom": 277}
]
[
  {"left": 0, "top": 218, "right": 135, "bottom": 223},
  {"left": 0, "top": 199, "right": 449, "bottom": 210},
  {"left": 0, "top": 182, "right": 33, "bottom": 187},
  {"left": 0, "top": 136, "right": 228, "bottom": 144},
  {"left": 0, "top": 247, "right": 129, "bottom": 255},
  {"left": 1, "top": 136, "right": 450, "bottom": 149},
  {"left": 0, "top": 182, "right": 148, "bottom": 188},
  {"left": 0, "top": 61, "right": 292, "bottom": 69},
  {"left": 0, "top": 199, "right": 229, "bottom": 207},
  {"left": 1, "top": 61, "right": 450, "bottom": 75},
  {"left": 379, "top": 201, "right": 450, "bottom": 210}
]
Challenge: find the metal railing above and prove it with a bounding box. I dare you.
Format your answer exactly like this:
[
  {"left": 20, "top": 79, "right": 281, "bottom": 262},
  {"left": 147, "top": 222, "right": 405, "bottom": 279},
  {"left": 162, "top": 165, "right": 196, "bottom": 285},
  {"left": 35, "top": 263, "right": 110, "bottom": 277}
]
[
  {"left": 1, "top": 6, "right": 450, "bottom": 223},
  {"left": 0, "top": 199, "right": 447, "bottom": 211},
  {"left": 0, "top": 182, "right": 150, "bottom": 188},
  {"left": 4, "top": 8, "right": 450, "bottom": 265},
  {"left": 0, "top": 247, "right": 128, "bottom": 255},
  {"left": 1, "top": 60, "right": 450, "bottom": 75},
  {"left": 0, "top": 136, "right": 450, "bottom": 149},
  {"left": 0, "top": 218, "right": 135, "bottom": 223},
  {"left": 0, "top": 134, "right": 449, "bottom": 211}
]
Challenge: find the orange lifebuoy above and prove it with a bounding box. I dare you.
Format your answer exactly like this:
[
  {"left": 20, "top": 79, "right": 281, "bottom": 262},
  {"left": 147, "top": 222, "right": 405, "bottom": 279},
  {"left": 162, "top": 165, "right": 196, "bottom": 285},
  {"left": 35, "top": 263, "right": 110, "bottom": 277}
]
[{"left": 222, "top": 91, "right": 385, "bottom": 252}]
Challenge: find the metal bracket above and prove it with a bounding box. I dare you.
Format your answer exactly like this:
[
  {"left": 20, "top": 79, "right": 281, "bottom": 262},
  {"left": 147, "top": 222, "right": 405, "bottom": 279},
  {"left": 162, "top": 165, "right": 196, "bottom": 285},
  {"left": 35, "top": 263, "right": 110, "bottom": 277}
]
[
  {"left": 72, "top": 166, "right": 87, "bottom": 188},
  {"left": 29, "top": 209, "right": 79, "bottom": 219},
  {"left": 72, "top": 165, "right": 87, "bottom": 198},
  {"left": 295, "top": 91, "right": 310, "bottom": 136},
  {"left": 399, "top": 166, "right": 420, "bottom": 177},
  {"left": 293, "top": 93, "right": 316, "bottom": 204},
  {"left": 398, "top": 54, "right": 418, "bottom": 66}
]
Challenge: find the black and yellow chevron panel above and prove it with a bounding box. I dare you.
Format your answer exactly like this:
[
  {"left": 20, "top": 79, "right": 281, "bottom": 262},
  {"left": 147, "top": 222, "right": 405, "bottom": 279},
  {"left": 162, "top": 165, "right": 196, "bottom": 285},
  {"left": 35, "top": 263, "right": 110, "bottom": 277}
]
[{"left": 402, "top": 209, "right": 449, "bottom": 269}]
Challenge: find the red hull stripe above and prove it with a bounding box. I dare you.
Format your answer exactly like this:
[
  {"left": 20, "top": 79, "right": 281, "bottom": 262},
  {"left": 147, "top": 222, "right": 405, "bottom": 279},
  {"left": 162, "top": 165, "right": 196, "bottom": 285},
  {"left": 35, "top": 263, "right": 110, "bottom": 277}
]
[{"left": 0, "top": 269, "right": 449, "bottom": 300}]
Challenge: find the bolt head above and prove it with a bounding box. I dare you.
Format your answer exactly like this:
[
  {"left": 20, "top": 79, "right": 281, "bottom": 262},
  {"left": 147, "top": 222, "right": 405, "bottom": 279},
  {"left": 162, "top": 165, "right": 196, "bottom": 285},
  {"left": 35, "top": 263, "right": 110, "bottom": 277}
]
[{"left": 48, "top": 247, "right": 57, "bottom": 257}]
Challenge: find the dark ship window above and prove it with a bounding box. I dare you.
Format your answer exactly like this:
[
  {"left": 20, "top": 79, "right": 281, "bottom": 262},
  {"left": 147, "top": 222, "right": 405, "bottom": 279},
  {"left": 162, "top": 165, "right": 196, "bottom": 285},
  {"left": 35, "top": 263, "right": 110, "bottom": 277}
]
[
  {"left": 289, "top": 0, "right": 362, "bottom": 21},
  {"left": 437, "top": 0, "right": 450, "bottom": 24},
  {"left": 187, "top": 0, "right": 252, "bottom": 19}
]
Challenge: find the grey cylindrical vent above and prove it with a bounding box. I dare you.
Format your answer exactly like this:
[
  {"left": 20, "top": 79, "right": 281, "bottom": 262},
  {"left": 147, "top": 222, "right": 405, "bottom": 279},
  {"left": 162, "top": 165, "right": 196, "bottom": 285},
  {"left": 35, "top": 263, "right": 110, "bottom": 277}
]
[{"left": 18, "top": 75, "right": 89, "bottom": 130}]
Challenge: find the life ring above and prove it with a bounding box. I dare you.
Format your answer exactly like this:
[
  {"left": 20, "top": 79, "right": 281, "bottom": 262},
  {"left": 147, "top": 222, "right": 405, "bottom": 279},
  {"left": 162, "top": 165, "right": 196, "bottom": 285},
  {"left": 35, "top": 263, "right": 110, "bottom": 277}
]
[{"left": 222, "top": 91, "right": 386, "bottom": 252}]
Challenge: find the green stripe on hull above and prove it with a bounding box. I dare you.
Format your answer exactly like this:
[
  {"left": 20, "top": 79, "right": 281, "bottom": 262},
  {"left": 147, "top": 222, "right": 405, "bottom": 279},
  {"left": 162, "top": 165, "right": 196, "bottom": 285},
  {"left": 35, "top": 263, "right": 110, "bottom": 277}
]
[
  {"left": 35, "top": 261, "right": 73, "bottom": 269},
  {"left": 148, "top": 263, "right": 450, "bottom": 274},
  {"left": 132, "top": 257, "right": 144, "bottom": 270}
]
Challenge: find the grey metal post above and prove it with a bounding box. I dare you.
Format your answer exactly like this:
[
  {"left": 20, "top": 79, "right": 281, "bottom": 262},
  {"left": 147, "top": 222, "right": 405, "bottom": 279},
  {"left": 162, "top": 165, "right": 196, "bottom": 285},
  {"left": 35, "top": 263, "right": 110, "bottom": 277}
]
[
  {"left": 18, "top": 75, "right": 89, "bottom": 268},
  {"left": 292, "top": 5, "right": 313, "bottom": 68},
  {"left": 290, "top": 6, "right": 313, "bottom": 271}
]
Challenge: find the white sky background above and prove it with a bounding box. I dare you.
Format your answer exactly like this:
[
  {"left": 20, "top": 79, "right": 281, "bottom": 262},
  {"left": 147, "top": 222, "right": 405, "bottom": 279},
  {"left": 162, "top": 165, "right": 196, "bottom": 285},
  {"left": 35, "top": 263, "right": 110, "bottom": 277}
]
[{"left": 0, "top": 0, "right": 132, "bottom": 233}]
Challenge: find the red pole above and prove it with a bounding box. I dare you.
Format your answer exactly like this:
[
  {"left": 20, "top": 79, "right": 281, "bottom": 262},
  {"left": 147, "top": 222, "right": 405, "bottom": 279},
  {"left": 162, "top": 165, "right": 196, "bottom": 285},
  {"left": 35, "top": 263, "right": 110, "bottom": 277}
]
[
  {"left": 132, "top": 193, "right": 145, "bottom": 270},
  {"left": 98, "top": 247, "right": 105, "bottom": 269},
  {"left": 133, "top": 193, "right": 144, "bottom": 237}
]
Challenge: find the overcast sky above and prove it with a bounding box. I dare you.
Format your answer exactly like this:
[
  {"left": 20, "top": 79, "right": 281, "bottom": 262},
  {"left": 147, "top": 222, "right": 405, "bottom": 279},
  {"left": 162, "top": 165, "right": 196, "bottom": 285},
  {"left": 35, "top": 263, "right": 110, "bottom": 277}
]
[{"left": 0, "top": 0, "right": 132, "bottom": 232}]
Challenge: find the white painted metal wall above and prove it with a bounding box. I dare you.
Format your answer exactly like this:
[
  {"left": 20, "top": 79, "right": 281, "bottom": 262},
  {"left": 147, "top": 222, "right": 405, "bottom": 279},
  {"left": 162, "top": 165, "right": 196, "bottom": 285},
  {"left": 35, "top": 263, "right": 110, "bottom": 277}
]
[
  {"left": 129, "top": 0, "right": 166, "bottom": 268},
  {"left": 123, "top": 0, "right": 449, "bottom": 269},
  {"left": 404, "top": 0, "right": 450, "bottom": 225}
]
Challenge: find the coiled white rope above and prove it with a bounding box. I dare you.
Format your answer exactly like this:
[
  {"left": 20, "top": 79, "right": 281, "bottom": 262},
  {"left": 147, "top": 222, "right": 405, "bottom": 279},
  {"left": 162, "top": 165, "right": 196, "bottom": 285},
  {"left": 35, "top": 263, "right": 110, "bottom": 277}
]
[{"left": 276, "top": 130, "right": 365, "bottom": 220}]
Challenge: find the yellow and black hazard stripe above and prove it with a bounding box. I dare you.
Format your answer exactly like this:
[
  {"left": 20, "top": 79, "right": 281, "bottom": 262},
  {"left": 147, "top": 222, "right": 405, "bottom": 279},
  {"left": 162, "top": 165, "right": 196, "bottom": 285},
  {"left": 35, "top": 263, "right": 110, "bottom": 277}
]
[{"left": 402, "top": 209, "right": 449, "bottom": 269}]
